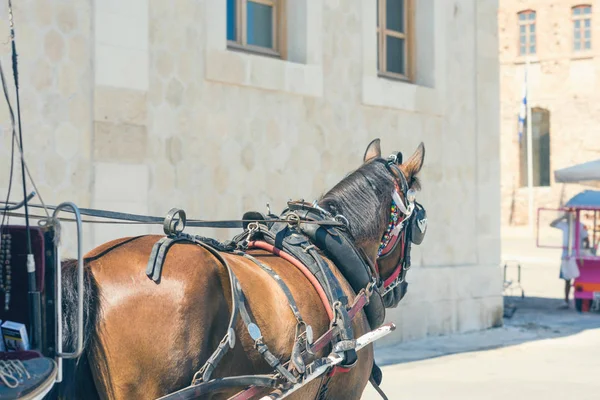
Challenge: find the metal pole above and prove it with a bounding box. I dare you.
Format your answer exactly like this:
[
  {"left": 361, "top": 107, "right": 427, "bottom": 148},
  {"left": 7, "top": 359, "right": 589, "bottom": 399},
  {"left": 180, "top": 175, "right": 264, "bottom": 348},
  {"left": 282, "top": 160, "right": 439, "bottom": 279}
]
[
  {"left": 7, "top": 0, "right": 41, "bottom": 351},
  {"left": 526, "top": 59, "right": 535, "bottom": 232}
]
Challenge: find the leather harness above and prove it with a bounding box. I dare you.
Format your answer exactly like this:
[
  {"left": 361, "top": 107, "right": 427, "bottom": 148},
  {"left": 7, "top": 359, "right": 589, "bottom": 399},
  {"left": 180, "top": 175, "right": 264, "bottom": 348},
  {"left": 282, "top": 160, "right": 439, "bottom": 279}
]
[{"left": 148, "top": 156, "right": 420, "bottom": 400}]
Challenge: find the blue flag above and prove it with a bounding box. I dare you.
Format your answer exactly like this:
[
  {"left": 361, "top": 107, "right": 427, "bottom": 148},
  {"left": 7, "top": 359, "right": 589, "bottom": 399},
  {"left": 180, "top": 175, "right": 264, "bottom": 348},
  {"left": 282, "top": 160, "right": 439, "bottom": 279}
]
[{"left": 518, "top": 68, "right": 527, "bottom": 143}]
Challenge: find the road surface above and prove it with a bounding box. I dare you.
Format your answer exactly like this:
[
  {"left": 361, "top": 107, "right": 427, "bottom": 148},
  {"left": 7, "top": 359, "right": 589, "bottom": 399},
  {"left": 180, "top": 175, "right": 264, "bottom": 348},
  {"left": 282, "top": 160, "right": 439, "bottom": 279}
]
[{"left": 360, "top": 227, "right": 600, "bottom": 399}]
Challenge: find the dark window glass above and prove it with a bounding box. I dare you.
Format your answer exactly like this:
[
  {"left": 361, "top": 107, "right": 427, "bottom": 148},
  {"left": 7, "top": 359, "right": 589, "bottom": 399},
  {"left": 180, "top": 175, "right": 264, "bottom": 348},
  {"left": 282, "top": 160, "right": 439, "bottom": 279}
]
[
  {"left": 247, "top": 1, "right": 273, "bottom": 48},
  {"left": 386, "top": 0, "right": 405, "bottom": 33},
  {"left": 386, "top": 35, "right": 405, "bottom": 75}
]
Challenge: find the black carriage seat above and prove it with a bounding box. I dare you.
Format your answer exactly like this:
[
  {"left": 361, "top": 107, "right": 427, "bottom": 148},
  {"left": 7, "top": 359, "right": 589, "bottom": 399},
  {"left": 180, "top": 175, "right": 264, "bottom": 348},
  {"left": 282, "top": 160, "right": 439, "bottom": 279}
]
[{"left": 0, "top": 225, "right": 58, "bottom": 399}]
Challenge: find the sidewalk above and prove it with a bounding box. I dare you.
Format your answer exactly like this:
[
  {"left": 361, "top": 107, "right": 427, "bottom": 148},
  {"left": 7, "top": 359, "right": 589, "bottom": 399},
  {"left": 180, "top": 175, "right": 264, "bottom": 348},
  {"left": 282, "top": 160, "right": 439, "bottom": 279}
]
[{"left": 361, "top": 297, "right": 600, "bottom": 400}]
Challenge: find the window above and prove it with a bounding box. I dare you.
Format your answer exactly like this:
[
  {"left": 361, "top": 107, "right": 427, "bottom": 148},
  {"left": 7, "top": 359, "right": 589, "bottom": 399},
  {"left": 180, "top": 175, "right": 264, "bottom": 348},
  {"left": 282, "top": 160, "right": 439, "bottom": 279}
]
[
  {"left": 573, "top": 5, "right": 592, "bottom": 51},
  {"left": 518, "top": 10, "right": 536, "bottom": 56},
  {"left": 520, "top": 108, "right": 551, "bottom": 188},
  {"left": 226, "top": 0, "right": 285, "bottom": 57},
  {"left": 377, "top": 0, "right": 412, "bottom": 80}
]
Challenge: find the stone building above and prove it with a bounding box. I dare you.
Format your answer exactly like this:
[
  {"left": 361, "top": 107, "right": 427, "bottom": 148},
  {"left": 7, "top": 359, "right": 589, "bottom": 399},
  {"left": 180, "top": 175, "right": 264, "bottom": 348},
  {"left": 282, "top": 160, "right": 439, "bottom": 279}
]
[
  {"left": 499, "top": 1, "right": 600, "bottom": 226},
  {"left": 0, "top": 0, "right": 501, "bottom": 345}
]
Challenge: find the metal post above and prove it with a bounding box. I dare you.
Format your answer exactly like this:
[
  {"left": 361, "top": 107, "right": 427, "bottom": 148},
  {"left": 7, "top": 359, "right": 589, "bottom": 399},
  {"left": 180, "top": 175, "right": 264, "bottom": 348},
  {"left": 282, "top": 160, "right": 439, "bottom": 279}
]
[
  {"left": 7, "top": 0, "right": 41, "bottom": 351},
  {"left": 594, "top": 211, "right": 597, "bottom": 254},
  {"left": 568, "top": 211, "right": 574, "bottom": 257},
  {"left": 54, "top": 202, "right": 84, "bottom": 359}
]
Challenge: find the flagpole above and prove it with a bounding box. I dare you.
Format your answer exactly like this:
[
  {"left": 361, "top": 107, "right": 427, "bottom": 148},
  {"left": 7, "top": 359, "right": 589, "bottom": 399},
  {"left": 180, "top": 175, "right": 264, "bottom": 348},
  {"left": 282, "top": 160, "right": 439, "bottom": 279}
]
[{"left": 526, "top": 58, "right": 534, "bottom": 232}]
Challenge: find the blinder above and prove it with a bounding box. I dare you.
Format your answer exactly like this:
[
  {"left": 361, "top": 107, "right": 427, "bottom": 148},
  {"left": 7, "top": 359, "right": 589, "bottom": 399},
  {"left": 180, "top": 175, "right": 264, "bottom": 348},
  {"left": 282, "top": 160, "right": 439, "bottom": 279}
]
[{"left": 410, "top": 201, "right": 427, "bottom": 245}]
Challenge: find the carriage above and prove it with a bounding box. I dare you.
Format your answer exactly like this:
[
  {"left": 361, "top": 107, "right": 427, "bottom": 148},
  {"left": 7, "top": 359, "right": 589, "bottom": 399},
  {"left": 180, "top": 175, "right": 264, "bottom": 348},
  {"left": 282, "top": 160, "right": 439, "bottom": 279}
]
[{"left": 0, "top": 195, "right": 76, "bottom": 399}]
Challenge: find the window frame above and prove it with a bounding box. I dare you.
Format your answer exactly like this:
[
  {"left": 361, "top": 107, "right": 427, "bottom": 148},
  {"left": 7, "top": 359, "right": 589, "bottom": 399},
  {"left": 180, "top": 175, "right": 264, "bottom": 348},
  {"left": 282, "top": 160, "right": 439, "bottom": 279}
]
[
  {"left": 227, "top": 0, "right": 287, "bottom": 59},
  {"left": 572, "top": 4, "right": 592, "bottom": 52},
  {"left": 377, "top": 0, "right": 414, "bottom": 82},
  {"left": 517, "top": 10, "right": 536, "bottom": 57}
]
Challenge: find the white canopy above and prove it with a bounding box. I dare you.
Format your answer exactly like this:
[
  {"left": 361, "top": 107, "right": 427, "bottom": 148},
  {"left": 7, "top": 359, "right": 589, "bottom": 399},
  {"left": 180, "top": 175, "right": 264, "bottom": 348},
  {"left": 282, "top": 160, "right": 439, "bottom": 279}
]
[{"left": 554, "top": 159, "right": 600, "bottom": 185}]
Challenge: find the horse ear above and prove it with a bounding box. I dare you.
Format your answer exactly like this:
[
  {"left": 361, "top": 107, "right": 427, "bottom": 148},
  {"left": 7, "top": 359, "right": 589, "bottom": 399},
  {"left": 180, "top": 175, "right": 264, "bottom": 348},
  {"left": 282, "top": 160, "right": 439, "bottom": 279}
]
[
  {"left": 403, "top": 142, "right": 425, "bottom": 182},
  {"left": 363, "top": 138, "right": 381, "bottom": 163}
]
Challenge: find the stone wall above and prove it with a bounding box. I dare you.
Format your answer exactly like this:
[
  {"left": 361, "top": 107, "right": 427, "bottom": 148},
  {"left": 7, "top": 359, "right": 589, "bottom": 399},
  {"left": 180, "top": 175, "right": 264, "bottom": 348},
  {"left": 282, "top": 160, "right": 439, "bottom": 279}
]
[
  {"left": 499, "top": 0, "right": 600, "bottom": 226},
  {"left": 0, "top": 0, "right": 502, "bottom": 345},
  {"left": 0, "top": 0, "right": 95, "bottom": 248}
]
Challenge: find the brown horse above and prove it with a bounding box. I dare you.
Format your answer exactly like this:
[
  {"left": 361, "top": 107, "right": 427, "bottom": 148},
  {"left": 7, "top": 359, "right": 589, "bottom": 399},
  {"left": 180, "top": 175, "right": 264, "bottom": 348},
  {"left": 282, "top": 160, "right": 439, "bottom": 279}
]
[{"left": 57, "top": 139, "right": 425, "bottom": 400}]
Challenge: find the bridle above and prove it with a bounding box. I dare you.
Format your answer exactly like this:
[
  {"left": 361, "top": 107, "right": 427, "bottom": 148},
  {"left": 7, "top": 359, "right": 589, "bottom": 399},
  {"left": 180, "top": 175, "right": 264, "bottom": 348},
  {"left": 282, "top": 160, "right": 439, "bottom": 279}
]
[{"left": 370, "top": 154, "right": 417, "bottom": 296}]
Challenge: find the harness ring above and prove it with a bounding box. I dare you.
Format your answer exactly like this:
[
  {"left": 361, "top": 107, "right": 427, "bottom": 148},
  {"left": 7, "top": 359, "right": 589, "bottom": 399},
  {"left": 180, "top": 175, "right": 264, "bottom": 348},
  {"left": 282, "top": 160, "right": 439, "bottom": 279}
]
[{"left": 163, "top": 208, "right": 187, "bottom": 237}]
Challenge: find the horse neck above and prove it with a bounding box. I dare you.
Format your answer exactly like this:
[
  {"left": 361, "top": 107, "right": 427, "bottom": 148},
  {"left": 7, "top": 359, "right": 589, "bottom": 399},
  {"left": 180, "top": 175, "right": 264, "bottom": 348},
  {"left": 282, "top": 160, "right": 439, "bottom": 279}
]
[{"left": 354, "top": 238, "right": 383, "bottom": 267}]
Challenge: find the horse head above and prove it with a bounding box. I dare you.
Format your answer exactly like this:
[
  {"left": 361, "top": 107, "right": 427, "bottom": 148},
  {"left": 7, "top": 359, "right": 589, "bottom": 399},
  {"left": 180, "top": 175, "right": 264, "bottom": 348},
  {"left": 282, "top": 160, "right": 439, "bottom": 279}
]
[{"left": 318, "top": 138, "right": 426, "bottom": 302}]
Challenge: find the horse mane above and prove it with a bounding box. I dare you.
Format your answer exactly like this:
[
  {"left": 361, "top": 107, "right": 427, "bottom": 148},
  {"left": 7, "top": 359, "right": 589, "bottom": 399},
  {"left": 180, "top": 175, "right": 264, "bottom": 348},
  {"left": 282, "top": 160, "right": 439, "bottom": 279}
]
[{"left": 318, "top": 160, "right": 395, "bottom": 244}]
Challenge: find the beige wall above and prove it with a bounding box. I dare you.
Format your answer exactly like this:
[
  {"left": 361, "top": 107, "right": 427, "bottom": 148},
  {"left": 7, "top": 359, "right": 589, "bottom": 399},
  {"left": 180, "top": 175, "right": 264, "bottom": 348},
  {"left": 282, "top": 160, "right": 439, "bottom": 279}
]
[
  {"left": 499, "top": 0, "right": 600, "bottom": 226},
  {"left": 0, "top": 0, "right": 502, "bottom": 345}
]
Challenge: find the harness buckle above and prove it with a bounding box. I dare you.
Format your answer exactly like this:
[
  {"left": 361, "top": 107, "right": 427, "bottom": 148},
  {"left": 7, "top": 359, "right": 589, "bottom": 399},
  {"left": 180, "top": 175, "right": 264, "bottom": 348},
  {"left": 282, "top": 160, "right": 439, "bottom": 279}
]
[
  {"left": 334, "top": 214, "right": 349, "bottom": 229},
  {"left": 247, "top": 221, "right": 259, "bottom": 234},
  {"left": 239, "top": 222, "right": 260, "bottom": 248},
  {"left": 365, "top": 280, "right": 376, "bottom": 298},
  {"left": 382, "top": 275, "right": 404, "bottom": 296},
  {"left": 387, "top": 153, "right": 402, "bottom": 165},
  {"left": 286, "top": 213, "right": 301, "bottom": 226}
]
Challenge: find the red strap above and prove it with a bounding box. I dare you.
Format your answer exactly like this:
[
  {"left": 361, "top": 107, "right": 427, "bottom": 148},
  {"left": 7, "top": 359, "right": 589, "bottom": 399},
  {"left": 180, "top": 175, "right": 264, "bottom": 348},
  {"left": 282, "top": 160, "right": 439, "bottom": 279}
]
[
  {"left": 328, "top": 365, "right": 352, "bottom": 377},
  {"left": 227, "top": 386, "right": 262, "bottom": 400},
  {"left": 383, "top": 262, "right": 403, "bottom": 288},
  {"left": 382, "top": 235, "right": 406, "bottom": 288},
  {"left": 379, "top": 232, "right": 400, "bottom": 256},
  {"left": 247, "top": 241, "right": 334, "bottom": 320}
]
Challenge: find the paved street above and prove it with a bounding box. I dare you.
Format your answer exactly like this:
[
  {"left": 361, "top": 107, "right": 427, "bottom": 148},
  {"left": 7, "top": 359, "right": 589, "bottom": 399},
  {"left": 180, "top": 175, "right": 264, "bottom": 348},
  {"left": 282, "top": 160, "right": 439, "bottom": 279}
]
[
  {"left": 362, "top": 327, "right": 600, "bottom": 399},
  {"left": 362, "top": 297, "right": 600, "bottom": 400},
  {"left": 361, "top": 228, "right": 600, "bottom": 400}
]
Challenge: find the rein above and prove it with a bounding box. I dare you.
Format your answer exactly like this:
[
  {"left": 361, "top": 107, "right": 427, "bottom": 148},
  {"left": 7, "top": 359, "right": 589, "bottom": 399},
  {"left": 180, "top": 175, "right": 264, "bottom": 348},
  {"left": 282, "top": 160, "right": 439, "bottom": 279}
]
[{"left": 2, "top": 202, "right": 346, "bottom": 230}]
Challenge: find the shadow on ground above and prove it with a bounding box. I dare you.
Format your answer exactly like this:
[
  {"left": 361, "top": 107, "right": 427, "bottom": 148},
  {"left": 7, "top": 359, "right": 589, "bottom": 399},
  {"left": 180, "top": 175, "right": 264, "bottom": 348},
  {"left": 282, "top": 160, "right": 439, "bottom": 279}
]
[{"left": 374, "top": 295, "right": 600, "bottom": 367}]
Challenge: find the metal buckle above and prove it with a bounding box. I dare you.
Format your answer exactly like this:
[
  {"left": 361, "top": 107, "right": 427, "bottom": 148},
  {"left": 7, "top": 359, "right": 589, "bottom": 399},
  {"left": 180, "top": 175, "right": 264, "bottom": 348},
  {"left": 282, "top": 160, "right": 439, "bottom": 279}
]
[
  {"left": 240, "top": 222, "right": 260, "bottom": 248},
  {"left": 286, "top": 213, "right": 300, "bottom": 226},
  {"left": 365, "top": 280, "right": 376, "bottom": 298},
  {"left": 247, "top": 221, "right": 260, "bottom": 233},
  {"left": 334, "top": 214, "right": 349, "bottom": 228},
  {"left": 382, "top": 276, "right": 404, "bottom": 296}
]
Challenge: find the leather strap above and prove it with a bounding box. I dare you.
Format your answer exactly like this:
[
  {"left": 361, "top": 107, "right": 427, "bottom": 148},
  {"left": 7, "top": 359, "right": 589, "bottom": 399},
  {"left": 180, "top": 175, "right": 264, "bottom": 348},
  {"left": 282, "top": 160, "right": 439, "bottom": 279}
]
[
  {"left": 369, "top": 376, "right": 389, "bottom": 400},
  {"left": 187, "top": 239, "right": 240, "bottom": 385},
  {"left": 156, "top": 375, "right": 280, "bottom": 400},
  {"left": 239, "top": 252, "right": 304, "bottom": 325},
  {"left": 146, "top": 236, "right": 192, "bottom": 283},
  {"left": 235, "top": 276, "right": 299, "bottom": 384},
  {"left": 18, "top": 203, "right": 345, "bottom": 228}
]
